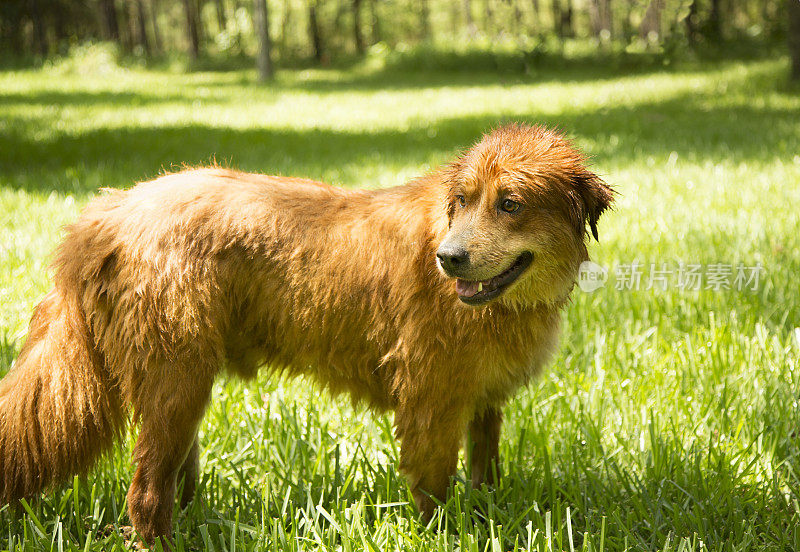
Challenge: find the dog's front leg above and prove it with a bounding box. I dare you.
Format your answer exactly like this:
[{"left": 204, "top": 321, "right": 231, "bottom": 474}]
[
  {"left": 468, "top": 405, "right": 503, "bottom": 488},
  {"left": 395, "top": 399, "right": 469, "bottom": 520}
]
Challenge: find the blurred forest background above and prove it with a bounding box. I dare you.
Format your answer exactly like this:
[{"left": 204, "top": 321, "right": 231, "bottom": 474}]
[{"left": 1, "top": 0, "right": 799, "bottom": 80}]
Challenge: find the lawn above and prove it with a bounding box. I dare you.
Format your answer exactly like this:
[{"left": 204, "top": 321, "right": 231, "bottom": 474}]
[{"left": 1, "top": 51, "right": 799, "bottom": 551}]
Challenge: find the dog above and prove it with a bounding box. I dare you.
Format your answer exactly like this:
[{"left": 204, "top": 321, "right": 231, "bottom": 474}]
[{"left": 0, "top": 123, "right": 613, "bottom": 544}]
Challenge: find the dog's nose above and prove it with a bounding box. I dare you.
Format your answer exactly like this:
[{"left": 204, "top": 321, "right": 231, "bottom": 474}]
[{"left": 436, "top": 244, "right": 469, "bottom": 272}]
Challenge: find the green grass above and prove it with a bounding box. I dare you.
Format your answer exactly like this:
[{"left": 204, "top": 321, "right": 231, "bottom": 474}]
[{"left": 1, "top": 52, "right": 800, "bottom": 551}]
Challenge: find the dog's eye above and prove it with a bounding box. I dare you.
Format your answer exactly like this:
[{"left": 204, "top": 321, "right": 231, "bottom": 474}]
[
  {"left": 455, "top": 195, "right": 466, "bottom": 208},
  {"left": 500, "top": 199, "right": 520, "bottom": 213}
]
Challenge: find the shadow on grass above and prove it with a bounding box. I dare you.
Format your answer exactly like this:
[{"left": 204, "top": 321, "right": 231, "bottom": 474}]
[
  {"left": 273, "top": 49, "right": 786, "bottom": 93},
  {"left": 1, "top": 81, "right": 797, "bottom": 195},
  {"left": 0, "top": 54, "right": 784, "bottom": 102},
  {"left": 0, "top": 89, "right": 203, "bottom": 108}
]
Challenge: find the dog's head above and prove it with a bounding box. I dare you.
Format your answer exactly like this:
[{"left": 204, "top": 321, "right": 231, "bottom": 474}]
[{"left": 436, "top": 124, "right": 614, "bottom": 307}]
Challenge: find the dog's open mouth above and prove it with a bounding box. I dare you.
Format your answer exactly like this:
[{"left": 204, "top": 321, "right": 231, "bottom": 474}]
[{"left": 455, "top": 252, "right": 533, "bottom": 305}]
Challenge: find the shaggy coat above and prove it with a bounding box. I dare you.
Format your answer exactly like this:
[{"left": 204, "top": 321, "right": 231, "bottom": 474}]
[{"left": 0, "top": 124, "right": 613, "bottom": 544}]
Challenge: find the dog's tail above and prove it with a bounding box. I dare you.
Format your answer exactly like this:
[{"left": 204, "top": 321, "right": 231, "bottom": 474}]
[{"left": 0, "top": 289, "right": 124, "bottom": 504}]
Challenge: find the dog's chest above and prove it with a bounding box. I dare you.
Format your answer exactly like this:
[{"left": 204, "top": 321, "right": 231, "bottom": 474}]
[{"left": 468, "top": 313, "right": 561, "bottom": 405}]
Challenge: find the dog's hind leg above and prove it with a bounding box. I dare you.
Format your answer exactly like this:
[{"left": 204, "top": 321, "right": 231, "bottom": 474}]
[
  {"left": 177, "top": 435, "right": 200, "bottom": 508},
  {"left": 126, "top": 362, "right": 215, "bottom": 545},
  {"left": 468, "top": 406, "right": 503, "bottom": 488}
]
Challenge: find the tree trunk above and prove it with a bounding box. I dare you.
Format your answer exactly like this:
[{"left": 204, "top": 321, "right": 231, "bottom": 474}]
[
  {"left": 280, "top": 0, "right": 292, "bottom": 53},
  {"left": 589, "top": 0, "right": 612, "bottom": 39},
  {"left": 449, "top": 0, "right": 459, "bottom": 37},
  {"left": 369, "top": 0, "right": 381, "bottom": 44},
  {"left": 195, "top": 0, "right": 205, "bottom": 44},
  {"left": 561, "top": 0, "right": 573, "bottom": 37},
  {"left": 707, "top": 0, "right": 722, "bottom": 39},
  {"left": 464, "top": 0, "right": 476, "bottom": 36},
  {"left": 761, "top": 0, "right": 778, "bottom": 36},
  {"left": 28, "top": 0, "right": 49, "bottom": 57},
  {"left": 352, "top": 0, "right": 364, "bottom": 54},
  {"left": 512, "top": 0, "right": 523, "bottom": 37},
  {"left": 419, "top": 0, "right": 431, "bottom": 40},
  {"left": 484, "top": 0, "right": 494, "bottom": 36},
  {"left": 684, "top": 0, "right": 698, "bottom": 44},
  {"left": 622, "top": 0, "right": 634, "bottom": 41},
  {"left": 332, "top": 2, "right": 343, "bottom": 39},
  {"left": 52, "top": 3, "right": 69, "bottom": 45},
  {"left": 151, "top": 0, "right": 163, "bottom": 52},
  {"left": 790, "top": 0, "right": 800, "bottom": 80},
  {"left": 639, "top": 0, "right": 662, "bottom": 42},
  {"left": 135, "top": 0, "right": 151, "bottom": 55},
  {"left": 117, "top": 0, "right": 133, "bottom": 51},
  {"left": 1, "top": 6, "right": 26, "bottom": 54},
  {"left": 529, "top": 0, "right": 539, "bottom": 36},
  {"left": 588, "top": 0, "right": 600, "bottom": 36},
  {"left": 99, "top": 0, "right": 120, "bottom": 41},
  {"left": 308, "top": 0, "right": 323, "bottom": 62},
  {"left": 254, "top": 0, "right": 273, "bottom": 80},
  {"left": 215, "top": 0, "right": 227, "bottom": 31},
  {"left": 125, "top": 1, "right": 137, "bottom": 50},
  {"left": 600, "top": 0, "right": 612, "bottom": 38},
  {"left": 551, "top": 0, "right": 562, "bottom": 38},
  {"left": 181, "top": 0, "right": 200, "bottom": 60}
]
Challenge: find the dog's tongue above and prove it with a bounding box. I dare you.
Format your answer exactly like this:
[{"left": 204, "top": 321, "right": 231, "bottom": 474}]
[{"left": 456, "top": 279, "right": 480, "bottom": 298}]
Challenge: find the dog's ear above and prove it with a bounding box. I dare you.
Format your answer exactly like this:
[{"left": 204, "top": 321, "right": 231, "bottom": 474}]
[
  {"left": 442, "top": 159, "right": 465, "bottom": 226},
  {"left": 570, "top": 170, "right": 615, "bottom": 241}
]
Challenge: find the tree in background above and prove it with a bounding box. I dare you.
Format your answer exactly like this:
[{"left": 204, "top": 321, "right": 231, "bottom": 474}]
[
  {"left": 464, "top": 0, "right": 476, "bottom": 36},
  {"left": 215, "top": 0, "right": 228, "bottom": 31},
  {"left": 639, "top": 0, "right": 663, "bottom": 43},
  {"left": 308, "top": 0, "right": 324, "bottom": 62},
  {"left": 550, "top": 0, "right": 561, "bottom": 38},
  {"left": 98, "top": 0, "right": 120, "bottom": 43},
  {"left": 254, "top": 0, "right": 273, "bottom": 80},
  {"left": 790, "top": 0, "right": 800, "bottom": 81},
  {"left": 0, "top": 0, "right": 794, "bottom": 79},
  {"left": 589, "top": 0, "right": 612, "bottom": 41},
  {"left": 683, "top": 0, "right": 699, "bottom": 45},
  {"left": 134, "top": 0, "right": 152, "bottom": 56},
  {"left": 369, "top": 0, "right": 381, "bottom": 44},
  {"left": 181, "top": 0, "right": 201, "bottom": 60},
  {"left": 706, "top": 0, "right": 722, "bottom": 39},
  {"left": 551, "top": 0, "right": 574, "bottom": 39},
  {"left": 30, "top": 0, "right": 48, "bottom": 56},
  {"left": 352, "top": 0, "right": 365, "bottom": 54},
  {"left": 419, "top": 0, "right": 431, "bottom": 40},
  {"left": 150, "top": 0, "right": 163, "bottom": 53}
]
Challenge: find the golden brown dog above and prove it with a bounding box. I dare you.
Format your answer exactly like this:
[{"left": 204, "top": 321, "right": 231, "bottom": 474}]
[{"left": 0, "top": 123, "right": 613, "bottom": 544}]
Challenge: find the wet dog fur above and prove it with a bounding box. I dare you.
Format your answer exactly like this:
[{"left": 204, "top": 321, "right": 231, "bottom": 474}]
[{"left": 0, "top": 123, "right": 613, "bottom": 544}]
